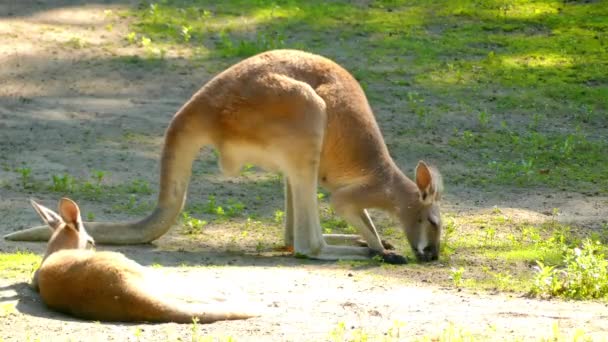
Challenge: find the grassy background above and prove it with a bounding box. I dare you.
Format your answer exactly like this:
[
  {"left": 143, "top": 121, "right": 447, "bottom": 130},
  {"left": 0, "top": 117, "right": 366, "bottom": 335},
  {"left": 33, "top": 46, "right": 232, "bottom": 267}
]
[{"left": 127, "top": 0, "right": 608, "bottom": 192}]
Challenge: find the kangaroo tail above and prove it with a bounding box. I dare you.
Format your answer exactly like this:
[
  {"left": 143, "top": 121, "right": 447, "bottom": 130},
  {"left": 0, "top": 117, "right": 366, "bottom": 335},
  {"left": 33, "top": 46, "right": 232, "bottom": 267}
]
[{"left": 144, "top": 300, "right": 260, "bottom": 324}]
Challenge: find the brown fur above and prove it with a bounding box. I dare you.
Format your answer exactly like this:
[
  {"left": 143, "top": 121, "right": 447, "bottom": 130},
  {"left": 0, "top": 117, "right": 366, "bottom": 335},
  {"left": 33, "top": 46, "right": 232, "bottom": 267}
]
[
  {"left": 7, "top": 50, "right": 443, "bottom": 262},
  {"left": 31, "top": 198, "right": 258, "bottom": 323}
]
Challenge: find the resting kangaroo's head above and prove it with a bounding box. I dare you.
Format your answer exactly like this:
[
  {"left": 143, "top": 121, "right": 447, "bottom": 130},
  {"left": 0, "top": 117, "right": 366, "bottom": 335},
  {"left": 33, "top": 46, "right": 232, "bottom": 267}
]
[
  {"left": 31, "top": 198, "right": 95, "bottom": 260},
  {"left": 401, "top": 161, "right": 443, "bottom": 262}
]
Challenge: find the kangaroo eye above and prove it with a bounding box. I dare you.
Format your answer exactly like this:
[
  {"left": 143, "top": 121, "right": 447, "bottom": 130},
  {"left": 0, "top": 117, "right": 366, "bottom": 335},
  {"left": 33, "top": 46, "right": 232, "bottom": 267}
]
[{"left": 428, "top": 217, "right": 439, "bottom": 228}]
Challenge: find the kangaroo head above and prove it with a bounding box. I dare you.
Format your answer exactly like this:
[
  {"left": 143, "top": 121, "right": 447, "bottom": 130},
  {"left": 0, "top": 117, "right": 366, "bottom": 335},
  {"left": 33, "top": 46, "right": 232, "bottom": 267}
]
[
  {"left": 400, "top": 161, "right": 443, "bottom": 262},
  {"left": 31, "top": 198, "right": 95, "bottom": 261}
]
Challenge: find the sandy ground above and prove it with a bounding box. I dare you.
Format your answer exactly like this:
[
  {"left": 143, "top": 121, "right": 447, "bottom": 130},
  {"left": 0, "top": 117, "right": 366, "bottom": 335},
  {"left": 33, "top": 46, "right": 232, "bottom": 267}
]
[{"left": 1, "top": 1, "right": 608, "bottom": 341}]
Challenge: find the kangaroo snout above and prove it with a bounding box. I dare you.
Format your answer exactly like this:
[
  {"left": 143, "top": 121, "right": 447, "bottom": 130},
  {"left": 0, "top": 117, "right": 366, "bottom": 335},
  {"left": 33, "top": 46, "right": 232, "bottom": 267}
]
[{"left": 415, "top": 245, "right": 439, "bottom": 262}]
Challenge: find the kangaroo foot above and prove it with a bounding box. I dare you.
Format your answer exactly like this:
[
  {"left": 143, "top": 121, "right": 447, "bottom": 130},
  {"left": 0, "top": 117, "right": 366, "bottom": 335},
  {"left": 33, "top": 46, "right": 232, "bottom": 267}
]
[
  {"left": 370, "top": 250, "right": 408, "bottom": 264},
  {"left": 356, "top": 239, "right": 395, "bottom": 250},
  {"left": 274, "top": 245, "right": 294, "bottom": 253}
]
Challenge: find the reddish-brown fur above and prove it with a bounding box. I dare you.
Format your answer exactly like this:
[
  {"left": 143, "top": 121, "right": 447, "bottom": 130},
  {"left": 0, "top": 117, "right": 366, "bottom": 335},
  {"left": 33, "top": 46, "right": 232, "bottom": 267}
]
[
  {"left": 8, "top": 50, "right": 443, "bottom": 262},
  {"left": 32, "top": 198, "right": 258, "bottom": 323}
]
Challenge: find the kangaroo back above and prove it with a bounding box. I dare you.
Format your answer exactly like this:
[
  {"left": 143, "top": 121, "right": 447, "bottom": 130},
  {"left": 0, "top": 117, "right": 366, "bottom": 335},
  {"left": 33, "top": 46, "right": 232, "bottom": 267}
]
[{"left": 32, "top": 198, "right": 258, "bottom": 323}]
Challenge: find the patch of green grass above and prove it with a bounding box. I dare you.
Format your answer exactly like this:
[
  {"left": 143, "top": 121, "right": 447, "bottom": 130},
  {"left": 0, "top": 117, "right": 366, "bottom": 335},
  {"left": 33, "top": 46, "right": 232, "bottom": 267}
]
[
  {"left": 449, "top": 129, "right": 608, "bottom": 192},
  {"left": 326, "top": 320, "right": 593, "bottom": 342},
  {"left": 111, "top": 194, "right": 155, "bottom": 215},
  {"left": 8, "top": 167, "right": 153, "bottom": 202},
  {"left": 15, "top": 167, "right": 32, "bottom": 189},
  {"left": 186, "top": 195, "right": 246, "bottom": 221},
  {"left": 436, "top": 211, "right": 608, "bottom": 295},
  {"left": 0, "top": 251, "right": 40, "bottom": 279},
  {"left": 531, "top": 239, "right": 608, "bottom": 300}
]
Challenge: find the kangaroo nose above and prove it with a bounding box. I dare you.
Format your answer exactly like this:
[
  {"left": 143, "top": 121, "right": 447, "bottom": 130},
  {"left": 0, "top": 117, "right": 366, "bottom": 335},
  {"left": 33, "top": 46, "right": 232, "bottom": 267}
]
[{"left": 416, "top": 246, "right": 438, "bottom": 262}]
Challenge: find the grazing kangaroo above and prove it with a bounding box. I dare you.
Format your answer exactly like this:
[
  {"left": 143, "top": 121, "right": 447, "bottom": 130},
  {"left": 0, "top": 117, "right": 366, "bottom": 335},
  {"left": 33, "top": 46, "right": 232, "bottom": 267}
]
[
  {"left": 6, "top": 49, "right": 443, "bottom": 262},
  {"left": 31, "top": 198, "right": 258, "bottom": 323}
]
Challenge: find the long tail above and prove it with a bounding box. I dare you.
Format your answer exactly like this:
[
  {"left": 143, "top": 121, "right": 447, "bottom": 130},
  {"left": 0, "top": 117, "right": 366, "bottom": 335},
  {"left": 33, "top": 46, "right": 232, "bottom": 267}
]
[
  {"left": 108, "top": 290, "right": 261, "bottom": 323},
  {"left": 5, "top": 99, "right": 210, "bottom": 244},
  {"left": 160, "top": 302, "right": 260, "bottom": 324}
]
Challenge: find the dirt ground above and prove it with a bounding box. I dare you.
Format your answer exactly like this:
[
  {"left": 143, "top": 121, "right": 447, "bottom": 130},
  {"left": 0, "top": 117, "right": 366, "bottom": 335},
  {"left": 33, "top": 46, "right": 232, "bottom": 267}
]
[{"left": 1, "top": 1, "right": 608, "bottom": 341}]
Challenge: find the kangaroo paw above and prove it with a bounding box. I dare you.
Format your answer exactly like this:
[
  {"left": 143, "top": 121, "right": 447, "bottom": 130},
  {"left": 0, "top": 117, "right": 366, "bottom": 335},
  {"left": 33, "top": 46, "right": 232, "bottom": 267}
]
[
  {"left": 274, "top": 245, "right": 294, "bottom": 253},
  {"left": 356, "top": 238, "right": 395, "bottom": 250},
  {"left": 370, "top": 250, "right": 408, "bottom": 265}
]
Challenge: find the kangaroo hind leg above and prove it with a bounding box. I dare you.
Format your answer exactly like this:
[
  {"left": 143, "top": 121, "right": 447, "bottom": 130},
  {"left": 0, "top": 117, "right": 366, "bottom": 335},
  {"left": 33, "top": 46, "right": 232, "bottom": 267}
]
[{"left": 275, "top": 82, "right": 370, "bottom": 261}]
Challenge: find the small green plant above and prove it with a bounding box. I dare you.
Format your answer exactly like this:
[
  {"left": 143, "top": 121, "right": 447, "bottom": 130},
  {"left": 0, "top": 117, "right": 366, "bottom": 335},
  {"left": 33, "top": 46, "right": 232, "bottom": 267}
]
[
  {"left": 202, "top": 196, "right": 244, "bottom": 218},
  {"left": 127, "top": 179, "right": 152, "bottom": 194},
  {"left": 181, "top": 211, "right": 207, "bottom": 235},
  {"left": 16, "top": 167, "right": 32, "bottom": 189},
  {"left": 274, "top": 210, "right": 285, "bottom": 224},
  {"left": 50, "top": 173, "right": 75, "bottom": 193},
  {"left": 321, "top": 215, "right": 352, "bottom": 234},
  {"left": 66, "top": 37, "right": 86, "bottom": 49},
  {"left": 477, "top": 111, "right": 490, "bottom": 129},
  {"left": 492, "top": 272, "right": 513, "bottom": 291},
  {"left": 91, "top": 170, "right": 107, "bottom": 185},
  {"left": 225, "top": 198, "right": 245, "bottom": 217},
  {"left": 387, "top": 321, "right": 406, "bottom": 339},
  {"left": 450, "top": 267, "right": 465, "bottom": 287},
  {"left": 328, "top": 322, "right": 346, "bottom": 342},
  {"left": 484, "top": 226, "right": 497, "bottom": 244},
  {"left": 240, "top": 163, "right": 255, "bottom": 176},
  {"left": 132, "top": 326, "right": 143, "bottom": 341},
  {"left": 191, "top": 317, "right": 200, "bottom": 341},
  {"left": 126, "top": 31, "right": 137, "bottom": 44},
  {"left": 180, "top": 25, "right": 192, "bottom": 42},
  {"left": 255, "top": 240, "right": 265, "bottom": 253},
  {"left": 440, "top": 217, "right": 456, "bottom": 257},
  {"left": 204, "top": 195, "right": 218, "bottom": 214}
]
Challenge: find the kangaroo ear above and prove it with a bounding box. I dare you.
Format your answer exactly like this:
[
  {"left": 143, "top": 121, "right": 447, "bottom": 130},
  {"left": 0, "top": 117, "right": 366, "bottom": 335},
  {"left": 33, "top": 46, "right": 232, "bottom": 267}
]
[
  {"left": 415, "top": 161, "right": 441, "bottom": 204},
  {"left": 58, "top": 198, "right": 82, "bottom": 228},
  {"left": 30, "top": 199, "right": 64, "bottom": 231},
  {"left": 415, "top": 161, "right": 433, "bottom": 193}
]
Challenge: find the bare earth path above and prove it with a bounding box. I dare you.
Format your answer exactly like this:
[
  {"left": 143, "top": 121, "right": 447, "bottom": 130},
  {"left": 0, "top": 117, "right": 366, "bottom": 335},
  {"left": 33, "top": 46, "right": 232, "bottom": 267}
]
[{"left": 1, "top": 1, "right": 607, "bottom": 341}]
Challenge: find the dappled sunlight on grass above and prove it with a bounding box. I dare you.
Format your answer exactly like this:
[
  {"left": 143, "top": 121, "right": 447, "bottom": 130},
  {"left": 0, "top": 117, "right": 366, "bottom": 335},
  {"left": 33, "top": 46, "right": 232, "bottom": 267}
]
[
  {"left": 488, "top": 246, "right": 562, "bottom": 264},
  {"left": 500, "top": 53, "right": 573, "bottom": 68},
  {"left": 447, "top": 0, "right": 561, "bottom": 20},
  {"left": 0, "top": 251, "right": 40, "bottom": 280}
]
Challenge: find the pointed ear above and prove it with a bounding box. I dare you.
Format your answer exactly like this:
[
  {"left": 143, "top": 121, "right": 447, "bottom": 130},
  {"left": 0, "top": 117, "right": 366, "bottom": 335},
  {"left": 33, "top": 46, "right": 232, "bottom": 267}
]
[
  {"left": 58, "top": 198, "right": 82, "bottom": 227},
  {"left": 30, "top": 199, "right": 64, "bottom": 230},
  {"left": 415, "top": 161, "right": 433, "bottom": 193}
]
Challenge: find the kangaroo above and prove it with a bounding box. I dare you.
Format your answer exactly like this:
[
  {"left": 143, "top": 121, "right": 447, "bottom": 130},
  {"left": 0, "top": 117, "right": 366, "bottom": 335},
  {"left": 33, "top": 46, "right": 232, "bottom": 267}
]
[
  {"left": 30, "top": 197, "right": 258, "bottom": 323},
  {"left": 6, "top": 49, "right": 443, "bottom": 262}
]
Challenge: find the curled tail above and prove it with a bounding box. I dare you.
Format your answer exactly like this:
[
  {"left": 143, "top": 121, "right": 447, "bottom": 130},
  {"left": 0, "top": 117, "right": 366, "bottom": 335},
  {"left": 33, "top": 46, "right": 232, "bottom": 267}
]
[{"left": 5, "top": 100, "right": 210, "bottom": 243}]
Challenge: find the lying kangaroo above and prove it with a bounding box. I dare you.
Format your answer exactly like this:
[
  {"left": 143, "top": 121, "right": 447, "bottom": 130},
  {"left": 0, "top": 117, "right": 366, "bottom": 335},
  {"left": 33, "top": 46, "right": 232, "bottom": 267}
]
[
  {"left": 31, "top": 197, "right": 257, "bottom": 323},
  {"left": 6, "top": 49, "right": 443, "bottom": 262}
]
